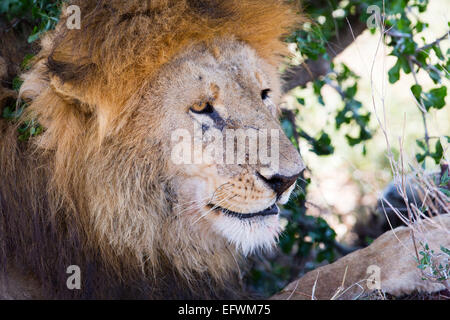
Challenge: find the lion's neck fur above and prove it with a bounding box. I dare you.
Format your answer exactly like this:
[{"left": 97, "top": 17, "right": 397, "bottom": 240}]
[{"left": 0, "top": 121, "right": 243, "bottom": 299}]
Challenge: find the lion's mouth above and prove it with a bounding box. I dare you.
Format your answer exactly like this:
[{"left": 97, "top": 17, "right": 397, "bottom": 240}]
[{"left": 208, "top": 203, "right": 279, "bottom": 219}]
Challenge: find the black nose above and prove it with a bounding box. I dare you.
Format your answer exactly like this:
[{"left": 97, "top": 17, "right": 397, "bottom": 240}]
[{"left": 257, "top": 172, "right": 300, "bottom": 197}]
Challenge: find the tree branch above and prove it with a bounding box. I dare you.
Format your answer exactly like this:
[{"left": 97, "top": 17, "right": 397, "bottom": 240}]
[
  {"left": 416, "top": 33, "right": 448, "bottom": 53},
  {"left": 282, "top": 14, "right": 367, "bottom": 93}
]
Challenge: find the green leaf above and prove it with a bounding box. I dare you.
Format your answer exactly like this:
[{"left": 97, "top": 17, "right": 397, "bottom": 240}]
[
  {"left": 281, "top": 119, "right": 294, "bottom": 140},
  {"left": 415, "top": 21, "right": 425, "bottom": 33},
  {"left": 428, "top": 68, "right": 441, "bottom": 84},
  {"left": 2, "top": 104, "right": 24, "bottom": 119},
  {"left": 21, "top": 54, "right": 35, "bottom": 71},
  {"left": 431, "top": 140, "right": 443, "bottom": 164},
  {"left": 27, "top": 26, "right": 41, "bottom": 43},
  {"left": 440, "top": 170, "right": 450, "bottom": 187},
  {"left": 439, "top": 188, "right": 450, "bottom": 197},
  {"left": 399, "top": 56, "right": 411, "bottom": 73},
  {"left": 313, "top": 80, "right": 325, "bottom": 105},
  {"left": 423, "top": 86, "right": 447, "bottom": 110},
  {"left": 441, "top": 246, "right": 450, "bottom": 256},
  {"left": 296, "top": 97, "right": 305, "bottom": 105},
  {"left": 12, "top": 76, "right": 23, "bottom": 91},
  {"left": 432, "top": 45, "right": 444, "bottom": 60},
  {"left": 345, "top": 83, "right": 357, "bottom": 99},
  {"left": 416, "top": 139, "right": 426, "bottom": 151},
  {"left": 388, "top": 60, "right": 401, "bottom": 83},
  {"left": 415, "top": 152, "right": 426, "bottom": 163},
  {"left": 411, "top": 84, "right": 422, "bottom": 100},
  {"left": 311, "top": 132, "right": 334, "bottom": 156}
]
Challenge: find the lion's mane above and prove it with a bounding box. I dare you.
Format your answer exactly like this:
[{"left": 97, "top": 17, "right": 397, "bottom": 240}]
[{"left": 0, "top": 0, "right": 301, "bottom": 299}]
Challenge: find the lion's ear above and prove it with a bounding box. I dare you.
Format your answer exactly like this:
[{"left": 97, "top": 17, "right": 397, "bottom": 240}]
[
  {"left": 49, "top": 76, "right": 95, "bottom": 115},
  {"left": 47, "top": 55, "right": 97, "bottom": 115},
  {"left": 46, "top": 55, "right": 122, "bottom": 142}
]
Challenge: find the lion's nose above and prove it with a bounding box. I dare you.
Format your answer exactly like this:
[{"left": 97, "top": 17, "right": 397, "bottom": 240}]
[{"left": 257, "top": 172, "right": 301, "bottom": 197}]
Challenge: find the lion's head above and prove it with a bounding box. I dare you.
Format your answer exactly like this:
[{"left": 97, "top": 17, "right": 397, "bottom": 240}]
[
  {"left": 6, "top": 0, "right": 304, "bottom": 298},
  {"left": 162, "top": 39, "right": 305, "bottom": 254}
]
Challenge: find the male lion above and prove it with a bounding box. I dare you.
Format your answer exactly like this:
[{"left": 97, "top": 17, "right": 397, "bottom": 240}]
[
  {"left": 1, "top": 0, "right": 448, "bottom": 300},
  {"left": 0, "top": 0, "right": 304, "bottom": 299}
]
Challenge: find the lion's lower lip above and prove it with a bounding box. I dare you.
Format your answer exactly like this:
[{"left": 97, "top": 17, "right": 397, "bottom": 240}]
[{"left": 208, "top": 203, "right": 279, "bottom": 219}]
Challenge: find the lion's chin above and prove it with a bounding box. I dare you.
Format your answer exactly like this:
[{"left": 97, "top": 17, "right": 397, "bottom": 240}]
[{"left": 209, "top": 206, "right": 282, "bottom": 256}]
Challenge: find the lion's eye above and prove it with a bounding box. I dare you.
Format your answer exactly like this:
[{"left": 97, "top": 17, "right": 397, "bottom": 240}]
[
  {"left": 190, "top": 101, "right": 214, "bottom": 114},
  {"left": 261, "top": 89, "right": 271, "bottom": 100}
]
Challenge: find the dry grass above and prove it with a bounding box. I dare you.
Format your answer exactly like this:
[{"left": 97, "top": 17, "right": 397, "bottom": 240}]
[{"left": 317, "top": 1, "right": 450, "bottom": 299}]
